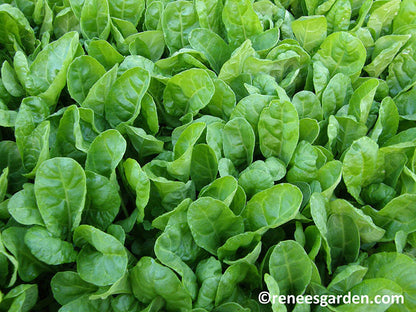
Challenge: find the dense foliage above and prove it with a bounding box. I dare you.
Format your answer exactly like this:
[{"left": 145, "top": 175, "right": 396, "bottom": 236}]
[{"left": 0, "top": 0, "right": 416, "bottom": 311}]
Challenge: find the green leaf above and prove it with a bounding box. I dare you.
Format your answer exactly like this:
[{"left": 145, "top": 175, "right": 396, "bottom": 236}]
[
  {"left": 195, "top": 0, "right": 224, "bottom": 35},
  {"left": 217, "top": 232, "right": 261, "bottom": 265},
  {"left": 108, "top": 0, "right": 144, "bottom": 26},
  {"left": 291, "top": 15, "right": 327, "bottom": 53},
  {"left": 163, "top": 68, "right": 215, "bottom": 119},
  {"left": 2, "top": 227, "right": 50, "bottom": 282},
  {"left": 84, "top": 171, "right": 121, "bottom": 230},
  {"left": 329, "top": 199, "right": 385, "bottom": 244},
  {"left": 81, "top": 64, "right": 118, "bottom": 118},
  {"left": 51, "top": 271, "right": 98, "bottom": 305},
  {"left": 342, "top": 137, "right": 383, "bottom": 204},
  {"left": 8, "top": 183, "right": 44, "bottom": 226},
  {"left": 73, "top": 225, "right": 128, "bottom": 286},
  {"left": 67, "top": 56, "right": 106, "bottom": 104},
  {"left": 189, "top": 28, "right": 231, "bottom": 73},
  {"left": 154, "top": 219, "right": 199, "bottom": 300},
  {"left": 21, "top": 31, "right": 79, "bottom": 105},
  {"left": 34, "top": 157, "right": 86, "bottom": 240},
  {"left": 365, "top": 252, "right": 416, "bottom": 311},
  {"left": 327, "top": 214, "right": 360, "bottom": 267},
  {"left": 348, "top": 79, "right": 379, "bottom": 124},
  {"left": 194, "top": 257, "right": 222, "bottom": 310},
  {"left": 85, "top": 129, "right": 126, "bottom": 179},
  {"left": 369, "top": 97, "right": 399, "bottom": 145},
  {"left": 230, "top": 94, "right": 273, "bottom": 139},
  {"left": 0, "top": 4, "right": 35, "bottom": 53},
  {"left": 269, "top": 240, "right": 312, "bottom": 296},
  {"left": 367, "top": 0, "right": 400, "bottom": 39},
  {"left": 188, "top": 197, "right": 244, "bottom": 255},
  {"left": 24, "top": 226, "right": 77, "bottom": 265},
  {"left": 222, "top": 0, "right": 262, "bottom": 48},
  {"left": 199, "top": 176, "right": 239, "bottom": 206},
  {"left": 0, "top": 284, "right": 38, "bottom": 312},
  {"left": 258, "top": 99, "right": 299, "bottom": 165},
  {"left": 313, "top": 31, "right": 366, "bottom": 78},
  {"left": 326, "top": 0, "right": 351, "bottom": 34},
  {"left": 105, "top": 67, "right": 150, "bottom": 127},
  {"left": 244, "top": 184, "right": 302, "bottom": 232},
  {"left": 86, "top": 40, "right": 124, "bottom": 70},
  {"left": 1, "top": 61, "right": 25, "bottom": 97},
  {"left": 80, "top": 0, "right": 110, "bottom": 40},
  {"left": 130, "top": 257, "right": 192, "bottom": 312},
  {"left": 215, "top": 262, "right": 259, "bottom": 305},
  {"left": 364, "top": 35, "right": 410, "bottom": 78},
  {"left": 222, "top": 117, "right": 255, "bottom": 170},
  {"left": 375, "top": 194, "right": 416, "bottom": 240},
  {"left": 128, "top": 30, "right": 165, "bottom": 62},
  {"left": 335, "top": 278, "right": 402, "bottom": 312},
  {"left": 322, "top": 73, "right": 352, "bottom": 118},
  {"left": 161, "top": 1, "right": 199, "bottom": 53},
  {"left": 0, "top": 232, "right": 18, "bottom": 288},
  {"left": 327, "top": 264, "right": 368, "bottom": 294},
  {"left": 122, "top": 159, "right": 150, "bottom": 223},
  {"left": 292, "top": 90, "right": 322, "bottom": 120},
  {"left": 191, "top": 144, "right": 218, "bottom": 191}
]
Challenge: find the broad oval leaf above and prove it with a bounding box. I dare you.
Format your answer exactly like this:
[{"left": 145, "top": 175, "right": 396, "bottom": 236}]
[
  {"left": 327, "top": 214, "right": 360, "bottom": 267},
  {"left": 34, "top": 157, "right": 86, "bottom": 240},
  {"left": 130, "top": 257, "right": 192, "bottom": 311},
  {"left": 161, "top": 1, "right": 199, "bottom": 53},
  {"left": 187, "top": 197, "right": 244, "bottom": 255},
  {"left": 80, "top": 0, "right": 110, "bottom": 40},
  {"left": 313, "top": 31, "right": 366, "bottom": 77},
  {"left": 342, "top": 137, "right": 383, "bottom": 204},
  {"left": 258, "top": 99, "right": 299, "bottom": 165},
  {"left": 7, "top": 183, "right": 44, "bottom": 226},
  {"left": 222, "top": 0, "right": 262, "bottom": 48},
  {"left": 73, "top": 225, "right": 128, "bottom": 286},
  {"left": 67, "top": 56, "right": 106, "bottom": 104},
  {"left": 24, "top": 226, "right": 77, "bottom": 265},
  {"left": 85, "top": 129, "right": 126, "bottom": 178},
  {"left": 84, "top": 171, "right": 121, "bottom": 230},
  {"left": 105, "top": 67, "right": 151, "bottom": 127},
  {"left": 190, "top": 144, "right": 218, "bottom": 191},
  {"left": 244, "top": 183, "right": 302, "bottom": 232},
  {"left": 269, "top": 240, "right": 312, "bottom": 296},
  {"left": 222, "top": 117, "right": 255, "bottom": 170},
  {"left": 163, "top": 68, "right": 215, "bottom": 119},
  {"left": 51, "top": 271, "right": 98, "bottom": 305}
]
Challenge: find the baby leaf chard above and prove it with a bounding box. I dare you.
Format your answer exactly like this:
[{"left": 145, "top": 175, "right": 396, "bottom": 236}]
[{"left": 1, "top": 0, "right": 416, "bottom": 310}]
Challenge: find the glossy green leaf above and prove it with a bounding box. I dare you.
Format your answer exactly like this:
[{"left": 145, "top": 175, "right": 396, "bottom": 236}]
[
  {"left": 80, "top": 0, "right": 110, "bottom": 40},
  {"left": 188, "top": 197, "right": 244, "bottom": 255},
  {"left": 163, "top": 68, "right": 215, "bottom": 119},
  {"left": 161, "top": 1, "right": 199, "bottom": 53},
  {"left": 105, "top": 67, "right": 150, "bottom": 127},
  {"left": 130, "top": 257, "right": 192, "bottom": 311},
  {"left": 244, "top": 184, "right": 302, "bottom": 232},
  {"left": 73, "top": 225, "right": 127, "bottom": 286},
  {"left": 35, "top": 157, "right": 86, "bottom": 239},
  {"left": 85, "top": 129, "right": 126, "bottom": 178},
  {"left": 222, "top": 117, "right": 255, "bottom": 170},
  {"left": 313, "top": 31, "right": 366, "bottom": 78},
  {"left": 269, "top": 240, "right": 312, "bottom": 296},
  {"left": 258, "top": 99, "right": 299, "bottom": 165},
  {"left": 24, "top": 226, "right": 77, "bottom": 265},
  {"left": 222, "top": 0, "right": 262, "bottom": 48}
]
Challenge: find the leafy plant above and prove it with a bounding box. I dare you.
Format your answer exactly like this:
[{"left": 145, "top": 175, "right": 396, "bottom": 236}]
[{"left": 0, "top": 0, "right": 416, "bottom": 311}]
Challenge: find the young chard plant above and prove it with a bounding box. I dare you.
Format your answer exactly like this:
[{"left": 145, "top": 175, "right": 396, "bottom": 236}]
[{"left": 0, "top": 0, "right": 416, "bottom": 311}]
